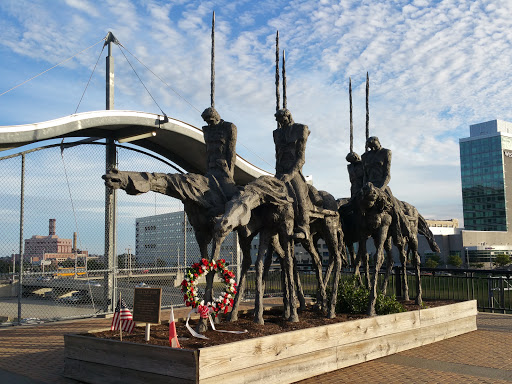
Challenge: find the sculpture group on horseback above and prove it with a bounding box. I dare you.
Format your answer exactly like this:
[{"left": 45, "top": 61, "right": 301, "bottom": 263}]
[{"left": 102, "top": 14, "right": 439, "bottom": 332}]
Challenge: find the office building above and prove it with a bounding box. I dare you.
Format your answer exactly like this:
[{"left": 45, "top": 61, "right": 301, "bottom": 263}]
[
  {"left": 414, "top": 119, "right": 512, "bottom": 267},
  {"left": 135, "top": 211, "right": 239, "bottom": 268},
  {"left": 135, "top": 211, "right": 330, "bottom": 270},
  {"left": 460, "top": 119, "right": 512, "bottom": 231}
]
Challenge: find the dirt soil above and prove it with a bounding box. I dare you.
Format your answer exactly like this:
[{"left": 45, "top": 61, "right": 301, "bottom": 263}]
[{"left": 85, "top": 299, "right": 457, "bottom": 350}]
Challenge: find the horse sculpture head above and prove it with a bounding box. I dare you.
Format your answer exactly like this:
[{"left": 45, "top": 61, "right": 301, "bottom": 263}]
[
  {"left": 358, "top": 182, "right": 393, "bottom": 213},
  {"left": 214, "top": 193, "right": 252, "bottom": 239}
]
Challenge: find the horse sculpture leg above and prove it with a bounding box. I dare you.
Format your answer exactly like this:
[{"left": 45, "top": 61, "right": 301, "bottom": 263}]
[
  {"left": 397, "top": 240, "right": 410, "bottom": 301},
  {"left": 368, "top": 224, "right": 390, "bottom": 316},
  {"left": 347, "top": 243, "right": 356, "bottom": 267},
  {"left": 292, "top": 256, "right": 307, "bottom": 312},
  {"left": 381, "top": 236, "right": 394, "bottom": 295},
  {"left": 196, "top": 232, "right": 217, "bottom": 334},
  {"left": 280, "top": 233, "right": 299, "bottom": 322},
  {"left": 353, "top": 247, "right": 363, "bottom": 286},
  {"left": 279, "top": 257, "right": 291, "bottom": 319},
  {"left": 302, "top": 239, "right": 327, "bottom": 313},
  {"left": 324, "top": 217, "right": 343, "bottom": 319},
  {"left": 266, "top": 236, "right": 294, "bottom": 317},
  {"left": 254, "top": 230, "right": 272, "bottom": 325},
  {"left": 228, "top": 235, "right": 253, "bottom": 322},
  {"left": 409, "top": 237, "right": 422, "bottom": 305},
  {"left": 354, "top": 242, "right": 371, "bottom": 288},
  {"left": 329, "top": 251, "right": 342, "bottom": 318}
]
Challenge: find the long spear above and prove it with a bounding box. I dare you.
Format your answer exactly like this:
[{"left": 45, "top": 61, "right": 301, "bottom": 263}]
[
  {"left": 349, "top": 77, "right": 353, "bottom": 153},
  {"left": 282, "top": 49, "right": 287, "bottom": 109},
  {"left": 210, "top": 11, "right": 215, "bottom": 108},
  {"left": 275, "top": 31, "right": 280, "bottom": 113},
  {"left": 366, "top": 72, "right": 369, "bottom": 142}
]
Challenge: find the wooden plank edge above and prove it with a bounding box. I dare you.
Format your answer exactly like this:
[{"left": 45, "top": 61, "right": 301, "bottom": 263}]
[
  {"left": 198, "top": 310, "right": 420, "bottom": 378},
  {"left": 199, "top": 346, "right": 337, "bottom": 384},
  {"left": 64, "top": 357, "right": 196, "bottom": 384},
  {"left": 337, "top": 313, "right": 477, "bottom": 369},
  {"left": 199, "top": 315, "right": 475, "bottom": 384},
  {"left": 419, "top": 300, "right": 477, "bottom": 327},
  {"left": 65, "top": 334, "right": 198, "bottom": 380},
  {"left": 199, "top": 310, "right": 476, "bottom": 383}
]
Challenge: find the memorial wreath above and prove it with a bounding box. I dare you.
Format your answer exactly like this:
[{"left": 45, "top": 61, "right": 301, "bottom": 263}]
[{"left": 181, "top": 258, "right": 237, "bottom": 316}]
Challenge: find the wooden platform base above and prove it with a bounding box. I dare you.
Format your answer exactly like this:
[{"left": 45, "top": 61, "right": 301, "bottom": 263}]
[{"left": 64, "top": 300, "right": 477, "bottom": 384}]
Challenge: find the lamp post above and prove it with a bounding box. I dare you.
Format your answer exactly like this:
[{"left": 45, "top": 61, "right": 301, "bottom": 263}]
[{"left": 11, "top": 250, "right": 15, "bottom": 280}]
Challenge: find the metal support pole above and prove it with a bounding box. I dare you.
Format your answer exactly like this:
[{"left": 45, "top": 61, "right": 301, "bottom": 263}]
[
  {"left": 17, "top": 154, "right": 25, "bottom": 324},
  {"left": 488, "top": 278, "right": 494, "bottom": 313},
  {"left": 104, "top": 32, "right": 117, "bottom": 312},
  {"left": 104, "top": 139, "right": 116, "bottom": 311},
  {"left": 499, "top": 277, "right": 505, "bottom": 313},
  {"left": 11, "top": 251, "right": 15, "bottom": 281},
  {"left": 183, "top": 211, "right": 187, "bottom": 269}
]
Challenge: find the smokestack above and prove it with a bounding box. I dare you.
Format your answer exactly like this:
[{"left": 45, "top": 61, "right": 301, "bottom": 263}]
[
  {"left": 73, "top": 232, "right": 77, "bottom": 253},
  {"left": 49, "top": 219, "right": 56, "bottom": 236}
]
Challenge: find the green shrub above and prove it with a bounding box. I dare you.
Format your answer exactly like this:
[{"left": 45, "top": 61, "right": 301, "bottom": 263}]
[
  {"left": 447, "top": 255, "right": 463, "bottom": 267},
  {"left": 494, "top": 254, "right": 511, "bottom": 267},
  {"left": 375, "top": 293, "right": 406, "bottom": 315},
  {"left": 429, "top": 254, "right": 441, "bottom": 264},
  {"left": 424, "top": 258, "right": 438, "bottom": 268},
  {"left": 335, "top": 278, "right": 369, "bottom": 314},
  {"left": 334, "top": 277, "right": 405, "bottom": 315}
]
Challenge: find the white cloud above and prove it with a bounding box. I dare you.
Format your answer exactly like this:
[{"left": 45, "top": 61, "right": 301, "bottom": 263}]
[
  {"left": 2, "top": 0, "right": 512, "bottom": 239},
  {"left": 65, "top": 0, "right": 100, "bottom": 17}
]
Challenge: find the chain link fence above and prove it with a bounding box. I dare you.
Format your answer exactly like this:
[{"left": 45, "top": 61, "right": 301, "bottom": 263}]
[{"left": 0, "top": 141, "right": 241, "bottom": 325}]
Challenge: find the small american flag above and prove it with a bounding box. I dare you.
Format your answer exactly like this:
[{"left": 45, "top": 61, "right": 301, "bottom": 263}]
[{"left": 111, "top": 298, "right": 135, "bottom": 334}]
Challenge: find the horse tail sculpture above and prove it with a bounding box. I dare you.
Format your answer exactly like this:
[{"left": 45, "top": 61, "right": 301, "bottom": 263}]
[{"left": 417, "top": 214, "right": 441, "bottom": 253}]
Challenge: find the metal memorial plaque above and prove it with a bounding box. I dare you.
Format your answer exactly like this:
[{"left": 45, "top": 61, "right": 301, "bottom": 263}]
[{"left": 133, "top": 287, "right": 162, "bottom": 324}]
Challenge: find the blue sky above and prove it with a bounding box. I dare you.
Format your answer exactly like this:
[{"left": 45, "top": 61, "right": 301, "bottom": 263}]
[{"left": 2, "top": 0, "right": 512, "bottom": 253}]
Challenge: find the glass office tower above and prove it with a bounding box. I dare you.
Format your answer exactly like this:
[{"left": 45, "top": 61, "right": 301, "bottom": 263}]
[{"left": 460, "top": 120, "right": 512, "bottom": 231}]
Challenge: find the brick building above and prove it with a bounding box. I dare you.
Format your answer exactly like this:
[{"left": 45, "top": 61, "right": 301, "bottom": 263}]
[{"left": 24, "top": 219, "right": 87, "bottom": 264}]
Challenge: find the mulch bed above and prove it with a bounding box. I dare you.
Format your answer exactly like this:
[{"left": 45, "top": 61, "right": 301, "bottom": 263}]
[{"left": 84, "top": 299, "right": 457, "bottom": 350}]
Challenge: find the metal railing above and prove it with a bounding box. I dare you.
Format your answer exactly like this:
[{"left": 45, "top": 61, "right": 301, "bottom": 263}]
[
  {"left": 417, "top": 267, "right": 512, "bottom": 313},
  {"left": 243, "top": 266, "right": 512, "bottom": 314}
]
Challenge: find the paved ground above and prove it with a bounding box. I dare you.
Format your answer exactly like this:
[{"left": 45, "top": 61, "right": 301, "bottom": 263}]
[{"left": 0, "top": 307, "right": 511, "bottom": 384}]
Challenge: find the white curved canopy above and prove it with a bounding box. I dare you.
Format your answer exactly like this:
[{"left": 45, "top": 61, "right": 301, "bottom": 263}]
[{"left": 0, "top": 110, "right": 272, "bottom": 184}]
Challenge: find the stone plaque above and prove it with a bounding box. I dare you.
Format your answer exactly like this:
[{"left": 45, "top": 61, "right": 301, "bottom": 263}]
[{"left": 133, "top": 287, "right": 162, "bottom": 324}]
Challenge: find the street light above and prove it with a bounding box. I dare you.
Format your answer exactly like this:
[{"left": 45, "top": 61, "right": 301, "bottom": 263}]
[{"left": 11, "top": 250, "right": 15, "bottom": 278}]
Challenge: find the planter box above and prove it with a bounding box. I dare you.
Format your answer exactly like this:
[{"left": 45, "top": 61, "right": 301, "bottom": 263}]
[{"left": 64, "top": 300, "right": 477, "bottom": 384}]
